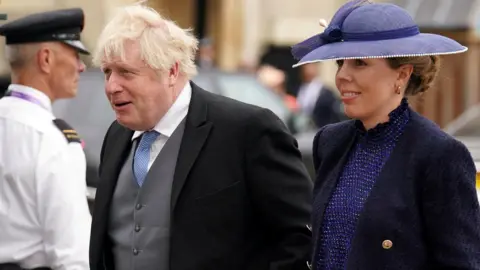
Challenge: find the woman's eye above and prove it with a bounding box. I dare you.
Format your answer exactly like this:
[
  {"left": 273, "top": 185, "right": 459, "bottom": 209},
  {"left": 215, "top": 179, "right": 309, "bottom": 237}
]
[{"left": 355, "top": 59, "right": 366, "bottom": 66}]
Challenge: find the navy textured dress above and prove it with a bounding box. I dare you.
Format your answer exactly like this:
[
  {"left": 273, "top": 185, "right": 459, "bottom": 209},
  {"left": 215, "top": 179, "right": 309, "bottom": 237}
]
[{"left": 316, "top": 99, "right": 410, "bottom": 269}]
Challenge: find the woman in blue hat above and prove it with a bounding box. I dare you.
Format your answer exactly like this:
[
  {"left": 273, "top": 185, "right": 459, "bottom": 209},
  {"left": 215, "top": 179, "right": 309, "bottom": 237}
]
[{"left": 293, "top": 0, "right": 480, "bottom": 269}]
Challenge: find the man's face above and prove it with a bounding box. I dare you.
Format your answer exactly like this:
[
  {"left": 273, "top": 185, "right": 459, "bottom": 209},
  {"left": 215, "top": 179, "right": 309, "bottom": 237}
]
[
  {"left": 300, "top": 63, "right": 319, "bottom": 82},
  {"left": 199, "top": 45, "right": 214, "bottom": 61},
  {"left": 101, "top": 41, "right": 177, "bottom": 131},
  {"left": 49, "top": 43, "right": 85, "bottom": 99}
]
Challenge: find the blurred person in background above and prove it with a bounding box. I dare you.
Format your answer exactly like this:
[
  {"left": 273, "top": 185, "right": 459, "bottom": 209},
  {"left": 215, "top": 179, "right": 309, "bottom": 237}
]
[
  {"left": 257, "top": 64, "right": 299, "bottom": 112},
  {"left": 195, "top": 37, "right": 216, "bottom": 70},
  {"left": 238, "top": 58, "right": 258, "bottom": 74},
  {"left": 292, "top": 0, "right": 480, "bottom": 269},
  {"left": 0, "top": 8, "right": 91, "bottom": 270},
  {"left": 89, "top": 3, "right": 312, "bottom": 270},
  {"left": 297, "top": 63, "right": 344, "bottom": 128}
]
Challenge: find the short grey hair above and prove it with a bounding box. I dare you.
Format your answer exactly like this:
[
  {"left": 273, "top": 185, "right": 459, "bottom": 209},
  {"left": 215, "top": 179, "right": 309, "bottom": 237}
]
[{"left": 5, "top": 44, "right": 40, "bottom": 70}]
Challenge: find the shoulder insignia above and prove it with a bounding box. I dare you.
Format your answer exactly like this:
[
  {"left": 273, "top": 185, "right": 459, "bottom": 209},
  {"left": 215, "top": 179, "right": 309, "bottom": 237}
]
[{"left": 53, "top": 119, "right": 81, "bottom": 143}]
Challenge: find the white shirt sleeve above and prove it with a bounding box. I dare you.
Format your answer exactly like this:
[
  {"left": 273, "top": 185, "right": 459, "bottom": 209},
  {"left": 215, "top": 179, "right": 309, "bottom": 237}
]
[{"left": 35, "top": 142, "right": 91, "bottom": 270}]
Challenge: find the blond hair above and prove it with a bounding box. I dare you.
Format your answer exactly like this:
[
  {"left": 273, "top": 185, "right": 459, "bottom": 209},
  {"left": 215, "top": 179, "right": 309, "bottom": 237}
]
[{"left": 92, "top": 3, "right": 199, "bottom": 78}]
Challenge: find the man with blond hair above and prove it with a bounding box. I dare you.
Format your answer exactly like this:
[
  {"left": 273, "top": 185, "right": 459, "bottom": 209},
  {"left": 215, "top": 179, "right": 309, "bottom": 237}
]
[{"left": 89, "top": 3, "right": 313, "bottom": 270}]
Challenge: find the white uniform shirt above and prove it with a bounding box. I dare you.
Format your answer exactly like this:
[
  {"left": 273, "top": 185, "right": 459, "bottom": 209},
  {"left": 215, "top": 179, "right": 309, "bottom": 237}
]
[
  {"left": 131, "top": 82, "right": 191, "bottom": 170},
  {"left": 0, "top": 84, "right": 91, "bottom": 270}
]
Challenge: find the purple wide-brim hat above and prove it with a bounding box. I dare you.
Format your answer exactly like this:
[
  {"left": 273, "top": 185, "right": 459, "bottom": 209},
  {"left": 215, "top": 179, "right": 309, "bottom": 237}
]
[{"left": 291, "top": 0, "right": 467, "bottom": 67}]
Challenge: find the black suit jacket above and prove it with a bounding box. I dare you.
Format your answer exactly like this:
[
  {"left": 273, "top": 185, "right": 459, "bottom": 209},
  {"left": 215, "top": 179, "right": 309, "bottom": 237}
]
[
  {"left": 311, "top": 108, "right": 480, "bottom": 270},
  {"left": 89, "top": 83, "right": 313, "bottom": 270}
]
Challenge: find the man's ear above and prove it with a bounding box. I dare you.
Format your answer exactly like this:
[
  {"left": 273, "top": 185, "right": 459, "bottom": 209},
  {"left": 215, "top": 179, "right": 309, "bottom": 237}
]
[
  {"left": 37, "top": 45, "right": 54, "bottom": 74},
  {"left": 168, "top": 62, "right": 180, "bottom": 86}
]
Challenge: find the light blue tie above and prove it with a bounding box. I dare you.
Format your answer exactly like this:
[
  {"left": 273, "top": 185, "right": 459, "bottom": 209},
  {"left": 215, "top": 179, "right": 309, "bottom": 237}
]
[{"left": 133, "top": 130, "right": 160, "bottom": 187}]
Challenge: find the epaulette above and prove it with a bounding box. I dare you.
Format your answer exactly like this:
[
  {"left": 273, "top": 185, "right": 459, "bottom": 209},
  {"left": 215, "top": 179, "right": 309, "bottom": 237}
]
[{"left": 53, "top": 119, "right": 81, "bottom": 143}]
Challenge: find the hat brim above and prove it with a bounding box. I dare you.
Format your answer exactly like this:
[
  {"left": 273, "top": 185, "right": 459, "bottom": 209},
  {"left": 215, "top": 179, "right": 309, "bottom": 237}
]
[
  {"left": 293, "top": 33, "right": 467, "bottom": 67},
  {"left": 62, "top": 40, "right": 90, "bottom": 55}
]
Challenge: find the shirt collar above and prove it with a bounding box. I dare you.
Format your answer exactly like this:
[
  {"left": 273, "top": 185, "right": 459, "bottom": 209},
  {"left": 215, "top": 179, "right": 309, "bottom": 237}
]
[
  {"left": 132, "top": 82, "right": 192, "bottom": 141},
  {"left": 302, "top": 79, "right": 323, "bottom": 88},
  {"left": 7, "top": 84, "right": 53, "bottom": 113}
]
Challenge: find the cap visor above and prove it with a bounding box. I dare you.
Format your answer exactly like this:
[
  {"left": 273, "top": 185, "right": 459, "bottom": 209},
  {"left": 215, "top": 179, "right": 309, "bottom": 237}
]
[
  {"left": 293, "top": 33, "right": 467, "bottom": 67},
  {"left": 62, "top": 40, "right": 90, "bottom": 55}
]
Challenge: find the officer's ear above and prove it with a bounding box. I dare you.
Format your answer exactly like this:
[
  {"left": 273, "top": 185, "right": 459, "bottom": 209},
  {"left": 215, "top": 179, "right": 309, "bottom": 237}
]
[{"left": 37, "top": 44, "right": 54, "bottom": 74}]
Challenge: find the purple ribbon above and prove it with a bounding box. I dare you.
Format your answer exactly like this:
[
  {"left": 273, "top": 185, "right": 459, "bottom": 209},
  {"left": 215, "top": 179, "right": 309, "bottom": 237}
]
[
  {"left": 342, "top": 26, "right": 420, "bottom": 41},
  {"left": 7, "top": 91, "right": 48, "bottom": 110}
]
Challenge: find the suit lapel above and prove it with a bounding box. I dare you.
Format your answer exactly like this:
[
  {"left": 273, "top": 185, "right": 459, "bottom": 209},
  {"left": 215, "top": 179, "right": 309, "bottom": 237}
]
[
  {"left": 95, "top": 125, "right": 133, "bottom": 216},
  {"left": 171, "top": 82, "right": 212, "bottom": 210}
]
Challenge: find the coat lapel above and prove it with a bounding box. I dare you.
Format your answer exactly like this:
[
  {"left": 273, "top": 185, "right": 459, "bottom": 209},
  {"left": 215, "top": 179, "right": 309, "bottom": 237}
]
[
  {"left": 346, "top": 110, "right": 417, "bottom": 268},
  {"left": 312, "top": 124, "right": 357, "bottom": 251},
  {"left": 171, "top": 82, "right": 212, "bottom": 210},
  {"left": 354, "top": 109, "right": 418, "bottom": 221},
  {"left": 95, "top": 125, "right": 133, "bottom": 216}
]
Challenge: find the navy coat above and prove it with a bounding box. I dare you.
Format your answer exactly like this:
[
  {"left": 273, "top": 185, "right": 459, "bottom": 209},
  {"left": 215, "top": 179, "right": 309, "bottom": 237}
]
[{"left": 311, "top": 108, "right": 480, "bottom": 270}]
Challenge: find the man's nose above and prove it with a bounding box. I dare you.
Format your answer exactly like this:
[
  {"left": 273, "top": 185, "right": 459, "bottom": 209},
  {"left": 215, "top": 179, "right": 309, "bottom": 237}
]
[
  {"left": 105, "top": 75, "right": 122, "bottom": 95},
  {"left": 78, "top": 59, "right": 86, "bottom": 73}
]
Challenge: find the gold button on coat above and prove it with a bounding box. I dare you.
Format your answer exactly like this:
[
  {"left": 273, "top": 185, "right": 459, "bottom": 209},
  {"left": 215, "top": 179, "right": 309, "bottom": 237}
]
[{"left": 382, "top": 240, "right": 393, "bottom": 249}]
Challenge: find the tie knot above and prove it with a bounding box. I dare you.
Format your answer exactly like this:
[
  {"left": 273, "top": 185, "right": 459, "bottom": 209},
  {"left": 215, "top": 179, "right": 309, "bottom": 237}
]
[{"left": 138, "top": 130, "right": 159, "bottom": 149}]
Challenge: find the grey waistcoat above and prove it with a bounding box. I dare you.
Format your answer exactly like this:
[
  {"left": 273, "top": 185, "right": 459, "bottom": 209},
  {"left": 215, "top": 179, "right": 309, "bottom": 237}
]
[{"left": 108, "top": 119, "right": 186, "bottom": 270}]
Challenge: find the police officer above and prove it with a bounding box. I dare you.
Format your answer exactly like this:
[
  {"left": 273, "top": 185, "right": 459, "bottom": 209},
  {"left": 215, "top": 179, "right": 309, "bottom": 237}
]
[{"left": 0, "top": 8, "right": 91, "bottom": 270}]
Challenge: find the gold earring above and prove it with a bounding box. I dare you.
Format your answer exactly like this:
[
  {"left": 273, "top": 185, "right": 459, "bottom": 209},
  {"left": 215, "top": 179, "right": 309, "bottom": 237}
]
[{"left": 395, "top": 85, "right": 401, "bottom": 95}]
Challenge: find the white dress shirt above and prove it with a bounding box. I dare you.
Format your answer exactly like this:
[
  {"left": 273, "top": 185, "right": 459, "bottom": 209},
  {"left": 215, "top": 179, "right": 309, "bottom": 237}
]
[
  {"left": 0, "top": 84, "right": 91, "bottom": 270},
  {"left": 131, "top": 82, "right": 192, "bottom": 170}
]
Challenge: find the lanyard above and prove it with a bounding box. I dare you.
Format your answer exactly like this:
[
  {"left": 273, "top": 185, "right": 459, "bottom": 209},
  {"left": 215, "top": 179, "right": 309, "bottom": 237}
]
[
  {"left": 7, "top": 90, "right": 49, "bottom": 111},
  {"left": 6, "top": 90, "right": 85, "bottom": 149}
]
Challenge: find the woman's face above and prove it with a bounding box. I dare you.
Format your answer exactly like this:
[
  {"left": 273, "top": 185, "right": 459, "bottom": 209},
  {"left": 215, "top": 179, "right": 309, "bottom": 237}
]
[{"left": 335, "top": 58, "right": 412, "bottom": 129}]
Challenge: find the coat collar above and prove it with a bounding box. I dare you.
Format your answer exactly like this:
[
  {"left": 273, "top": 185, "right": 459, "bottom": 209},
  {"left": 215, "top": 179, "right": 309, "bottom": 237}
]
[{"left": 171, "top": 81, "right": 212, "bottom": 210}]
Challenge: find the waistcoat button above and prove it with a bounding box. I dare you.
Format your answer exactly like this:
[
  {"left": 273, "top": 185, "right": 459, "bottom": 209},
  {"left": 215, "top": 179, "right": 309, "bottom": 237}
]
[
  {"left": 135, "top": 204, "right": 142, "bottom": 210},
  {"left": 135, "top": 225, "right": 141, "bottom": 232},
  {"left": 133, "top": 248, "right": 139, "bottom": 255}
]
